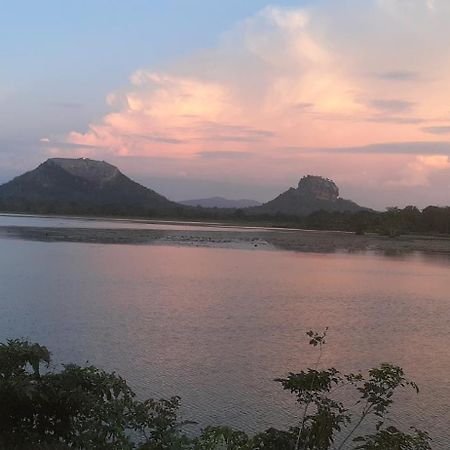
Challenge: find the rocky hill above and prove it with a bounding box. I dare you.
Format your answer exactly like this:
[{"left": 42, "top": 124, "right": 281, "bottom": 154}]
[
  {"left": 0, "top": 161, "right": 366, "bottom": 219},
  {"left": 249, "top": 175, "right": 364, "bottom": 216},
  {"left": 0, "top": 158, "right": 178, "bottom": 215}
]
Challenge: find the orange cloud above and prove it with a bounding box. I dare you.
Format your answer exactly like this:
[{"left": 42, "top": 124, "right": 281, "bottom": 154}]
[
  {"left": 389, "top": 155, "right": 450, "bottom": 187},
  {"left": 59, "top": 1, "right": 450, "bottom": 195}
]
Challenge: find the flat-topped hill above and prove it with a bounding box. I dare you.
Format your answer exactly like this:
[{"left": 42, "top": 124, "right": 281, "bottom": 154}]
[{"left": 0, "top": 158, "right": 177, "bottom": 214}]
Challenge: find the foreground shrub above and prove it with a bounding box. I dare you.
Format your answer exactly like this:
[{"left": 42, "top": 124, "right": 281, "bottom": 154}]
[{"left": 0, "top": 332, "right": 431, "bottom": 449}]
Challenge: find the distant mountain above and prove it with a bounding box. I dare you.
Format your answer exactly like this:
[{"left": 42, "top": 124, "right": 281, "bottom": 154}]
[
  {"left": 0, "top": 158, "right": 178, "bottom": 214},
  {"left": 0, "top": 160, "right": 366, "bottom": 219},
  {"left": 180, "top": 196, "right": 261, "bottom": 209},
  {"left": 249, "top": 175, "right": 365, "bottom": 216}
]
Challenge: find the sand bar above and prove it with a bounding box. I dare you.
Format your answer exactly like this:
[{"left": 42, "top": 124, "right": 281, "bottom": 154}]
[{"left": 1, "top": 225, "right": 450, "bottom": 257}]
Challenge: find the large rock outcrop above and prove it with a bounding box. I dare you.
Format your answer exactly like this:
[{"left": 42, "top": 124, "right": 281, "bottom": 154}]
[
  {"left": 0, "top": 158, "right": 177, "bottom": 214},
  {"left": 297, "top": 175, "right": 339, "bottom": 201},
  {"left": 249, "top": 175, "right": 364, "bottom": 216}
]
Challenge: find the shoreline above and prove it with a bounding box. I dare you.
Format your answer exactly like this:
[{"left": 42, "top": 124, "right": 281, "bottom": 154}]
[{"left": 1, "top": 225, "right": 450, "bottom": 257}]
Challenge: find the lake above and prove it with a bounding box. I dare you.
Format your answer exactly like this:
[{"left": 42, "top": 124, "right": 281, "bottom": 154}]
[
  {"left": 0, "top": 213, "right": 258, "bottom": 232},
  {"left": 0, "top": 218, "right": 449, "bottom": 448}
]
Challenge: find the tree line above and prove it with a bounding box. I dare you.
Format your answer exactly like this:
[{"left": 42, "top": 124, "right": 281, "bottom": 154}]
[{"left": 0, "top": 199, "right": 448, "bottom": 235}]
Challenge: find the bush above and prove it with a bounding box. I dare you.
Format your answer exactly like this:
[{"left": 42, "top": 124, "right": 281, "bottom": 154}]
[{"left": 0, "top": 332, "right": 431, "bottom": 449}]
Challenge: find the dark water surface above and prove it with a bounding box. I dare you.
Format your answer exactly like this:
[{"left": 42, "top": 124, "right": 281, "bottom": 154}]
[{"left": 0, "top": 237, "right": 449, "bottom": 447}]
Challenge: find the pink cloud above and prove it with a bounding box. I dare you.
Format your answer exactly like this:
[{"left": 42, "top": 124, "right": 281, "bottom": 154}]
[{"left": 56, "top": 1, "right": 450, "bottom": 201}]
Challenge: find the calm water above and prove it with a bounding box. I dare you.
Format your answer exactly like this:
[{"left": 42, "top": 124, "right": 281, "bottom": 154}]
[
  {"left": 0, "top": 235, "right": 449, "bottom": 447},
  {"left": 0, "top": 213, "right": 270, "bottom": 232}
]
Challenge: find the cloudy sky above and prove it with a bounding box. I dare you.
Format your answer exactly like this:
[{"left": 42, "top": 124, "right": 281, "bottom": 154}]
[{"left": 1, "top": 0, "right": 449, "bottom": 208}]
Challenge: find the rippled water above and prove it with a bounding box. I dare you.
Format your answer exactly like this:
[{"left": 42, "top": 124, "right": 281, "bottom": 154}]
[{"left": 0, "top": 235, "right": 449, "bottom": 447}]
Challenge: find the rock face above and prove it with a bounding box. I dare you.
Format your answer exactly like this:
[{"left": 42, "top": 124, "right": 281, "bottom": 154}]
[
  {"left": 180, "top": 196, "right": 261, "bottom": 209},
  {"left": 0, "top": 158, "right": 177, "bottom": 214},
  {"left": 249, "top": 175, "right": 364, "bottom": 216},
  {"left": 297, "top": 175, "right": 339, "bottom": 201},
  {"left": 49, "top": 158, "right": 120, "bottom": 183}
]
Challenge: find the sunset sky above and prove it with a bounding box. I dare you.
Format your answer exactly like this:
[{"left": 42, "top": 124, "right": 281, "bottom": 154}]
[{"left": 1, "top": 0, "right": 449, "bottom": 208}]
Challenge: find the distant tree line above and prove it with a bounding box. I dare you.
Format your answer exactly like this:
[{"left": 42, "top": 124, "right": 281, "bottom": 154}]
[
  {"left": 0, "top": 199, "right": 448, "bottom": 235},
  {"left": 270, "top": 206, "right": 450, "bottom": 236}
]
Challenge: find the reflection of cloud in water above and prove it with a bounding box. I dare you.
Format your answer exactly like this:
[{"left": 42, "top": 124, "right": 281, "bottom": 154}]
[{"left": 0, "top": 242, "right": 448, "bottom": 445}]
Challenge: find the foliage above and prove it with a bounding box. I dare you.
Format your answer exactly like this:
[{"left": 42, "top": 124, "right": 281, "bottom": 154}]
[
  {"left": 272, "top": 330, "right": 430, "bottom": 450},
  {"left": 1, "top": 196, "right": 449, "bottom": 235},
  {"left": 353, "top": 426, "right": 431, "bottom": 450},
  {"left": 0, "top": 340, "right": 186, "bottom": 449},
  {"left": 0, "top": 335, "right": 432, "bottom": 449}
]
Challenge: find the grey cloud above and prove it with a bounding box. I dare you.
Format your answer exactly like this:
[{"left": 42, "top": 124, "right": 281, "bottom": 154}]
[
  {"left": 369, "top": 99, "right": 415, "bottom": 113},
  {"left": 374, "top": 71, "right": 419, "bottom": 81},
  {"left": 345, "top": 141, "right": 450, "bottom": 155},
  {"left": 135, "top": 134, "right": 185, "bottom": 144},
  {"left": 212, "top": 135, "right": 270, "bottom": 142},
  {"left": 198, "top": 122, "right": 275, "bottom": 142},
  {"left": 197, "top": 151, "right": 253, "bottom": 159},
  {"left": 277, "top": 141, "right": 450, "bottom": 155},
  {"left": 367, "top": 116, "right": 424, "bottom": 124},
  {"left": 421, "top": 126, "right": 450, "bottom": 135},
  {"left": 291, "top": 109, "right": 423, "bottom": 125},
  {"left": 294, "top": 102, "right": 314, "bottom": 109}
]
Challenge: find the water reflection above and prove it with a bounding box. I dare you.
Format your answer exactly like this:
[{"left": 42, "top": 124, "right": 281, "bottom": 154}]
[
  {"left": 0, "top": 213, "right": 262, "bottom": 232},
  {"left": 0, "top": 241, "right": 449, "bottom": 447}
]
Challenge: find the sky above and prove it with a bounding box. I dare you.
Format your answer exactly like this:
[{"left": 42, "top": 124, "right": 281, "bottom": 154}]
[{"left": 1, "top": 0, "right": 450, "bottom": 209}]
